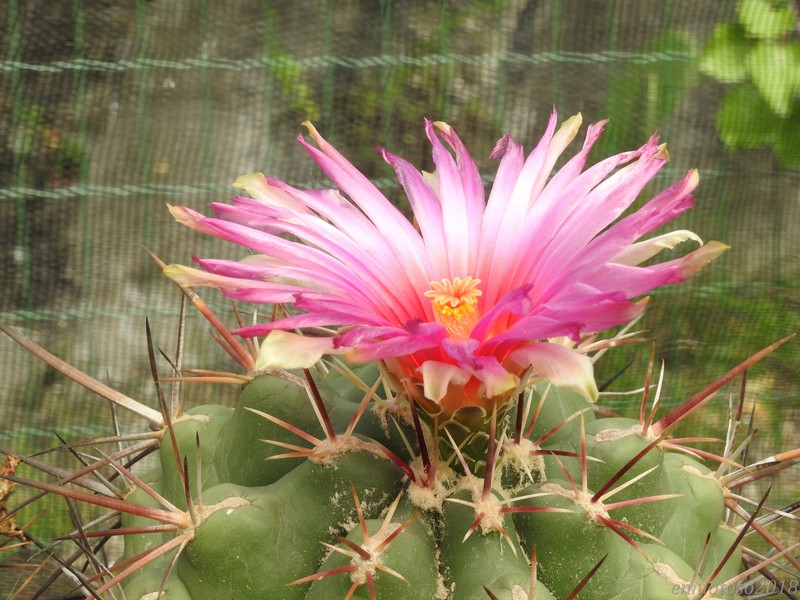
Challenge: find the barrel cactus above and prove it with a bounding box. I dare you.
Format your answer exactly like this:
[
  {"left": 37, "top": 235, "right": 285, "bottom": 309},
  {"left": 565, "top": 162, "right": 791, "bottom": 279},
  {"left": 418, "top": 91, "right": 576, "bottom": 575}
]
[{"left": 2, "top": 113, "right": 797, "bottom": 599}]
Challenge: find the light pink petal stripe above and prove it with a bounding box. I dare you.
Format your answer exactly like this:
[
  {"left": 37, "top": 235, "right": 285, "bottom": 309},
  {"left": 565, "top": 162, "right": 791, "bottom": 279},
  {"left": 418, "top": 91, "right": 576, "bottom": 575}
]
[
  {"left": 535, "top": 169, "right": 698, "bottom": 300},
  {"left": 432, "top": 121, "right": 485, "bottom": 273},
  {"left": 588, "top": 242, "right": 729, "bottom": 297},
  {"left": 534, "top": 295, "right": 648, "bottom": 334},
  {"left": 380, "top": 148, "right": 447, "bottom": 282},
  {"left": 477, "top": 134, "right": 525, "bottom": 303},
  {"left": 259, "top": 178, "right": 433, "bottom": 316},
  {"left": 298, "top": 124, "right": 432, "bottom": 295},
  {"left": 525, "top": 140, "right": 669, "bottom": 304},
  {"left": 424, "top": 120, "right": 471, "bottom": 277},
  {"left": 482, "top": 111, "right": 560, "bottom": 306},
  {"left": 581, "top": 170, "right": 699, "bottom": 263},
  {"left": 195, "top": 207, "right": 414, "bottom": 323},
  {"left": 192, "top": 256, "right": 371, "bottom": 302},
  {"left": 163, "top": 264, "right": 324, "bottom": 304},
  {"left": 491, "top": 122, "right": 640, "bottom": 303}
]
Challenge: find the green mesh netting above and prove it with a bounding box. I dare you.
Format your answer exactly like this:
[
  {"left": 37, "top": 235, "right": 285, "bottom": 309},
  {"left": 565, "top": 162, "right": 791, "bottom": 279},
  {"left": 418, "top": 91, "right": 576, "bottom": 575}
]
[{"left": 1, "top": 0, "right": 798, "bottom": 453}]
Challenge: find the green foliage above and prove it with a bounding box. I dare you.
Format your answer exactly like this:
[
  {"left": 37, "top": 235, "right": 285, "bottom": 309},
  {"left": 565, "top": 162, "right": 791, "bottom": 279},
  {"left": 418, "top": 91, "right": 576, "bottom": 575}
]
[
  {"left": 594, "top": 29, "right": 699, "bottom": 158},
  {"left": 699, "top": 0, "right": 800, "bottom": 163},
  {"left": 737, "top": 0, "right": 797, "bottom": 40}
]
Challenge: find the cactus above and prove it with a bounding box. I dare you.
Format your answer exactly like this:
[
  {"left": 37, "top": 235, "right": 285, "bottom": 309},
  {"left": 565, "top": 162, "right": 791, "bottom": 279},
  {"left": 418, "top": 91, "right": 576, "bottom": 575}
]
[{"left": 2, "top": 114, "right": 798, "bottom": 599}]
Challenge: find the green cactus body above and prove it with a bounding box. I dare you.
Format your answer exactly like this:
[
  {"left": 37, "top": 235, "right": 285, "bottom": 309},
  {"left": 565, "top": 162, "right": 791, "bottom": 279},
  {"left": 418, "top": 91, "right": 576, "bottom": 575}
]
[{"left": 103, "top": 368, "right": 762, "bottom": 600}]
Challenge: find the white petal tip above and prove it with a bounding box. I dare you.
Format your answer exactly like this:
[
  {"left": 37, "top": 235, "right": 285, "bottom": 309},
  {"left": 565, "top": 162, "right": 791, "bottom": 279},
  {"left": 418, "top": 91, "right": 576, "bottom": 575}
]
[
  {"left": 255, "top": 331, "right": 334, "bottom": 370},
  {"left": 232, "top": 172, "right": 265, "bottom": 191}
]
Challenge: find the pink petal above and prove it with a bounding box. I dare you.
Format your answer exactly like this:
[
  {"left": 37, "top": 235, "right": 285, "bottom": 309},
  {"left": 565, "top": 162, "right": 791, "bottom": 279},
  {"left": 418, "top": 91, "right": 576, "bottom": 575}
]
[
  {"left": 441, "top": 339, "right": 519, "bottom": 399},
  {"left": 380, "top": 148, "right": 448, "bottom": 277},
  {"left": 428, "top": 121, "right": 485, "bottom": 275}
]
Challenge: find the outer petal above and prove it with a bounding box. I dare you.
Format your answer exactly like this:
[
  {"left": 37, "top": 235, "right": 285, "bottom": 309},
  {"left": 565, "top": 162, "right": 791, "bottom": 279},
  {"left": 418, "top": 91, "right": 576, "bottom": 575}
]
[
  {"left": 442, "top": 339, "right": 519, "bottom": 398},
  {"left": 380, "top": 148, "right": 448, "bottom": 278},
  {"left": 299, "top": 122, "right": 432, "bottom": 290},
  {"left": 611, "top": 230, "right": 703, "bottom": 266},
  {"left": 162, "top": 264, "right": 311, "bottom": 304},
  {"left": 342, "top": 322, "right": 446, "bottom": 363},
  {"left": 255, "top": 331, "right": 337, "bottom": 369},
  {"left": 232, "top": 173, "right": 310, "bottom": 213},
  {"left": 477, "top": 134, "right": 525, "bottom": 288},
  {"left": 509, "top": 343, "right": 598, "bottom": 402},
  {"left": 419, "top": 361, "right": 471, "bottom": 403}
]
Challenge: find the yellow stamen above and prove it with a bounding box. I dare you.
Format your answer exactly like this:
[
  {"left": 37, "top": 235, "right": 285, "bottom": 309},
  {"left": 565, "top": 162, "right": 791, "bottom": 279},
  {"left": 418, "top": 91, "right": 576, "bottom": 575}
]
[{"left": 424, "top": 277, "right": 482, "bottom": 338}]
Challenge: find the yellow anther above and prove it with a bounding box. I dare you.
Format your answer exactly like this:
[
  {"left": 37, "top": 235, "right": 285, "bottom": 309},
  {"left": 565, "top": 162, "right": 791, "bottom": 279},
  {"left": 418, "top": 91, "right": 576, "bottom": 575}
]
[{"left": 424, "top": 277, "right": 482, "bottom": 338}]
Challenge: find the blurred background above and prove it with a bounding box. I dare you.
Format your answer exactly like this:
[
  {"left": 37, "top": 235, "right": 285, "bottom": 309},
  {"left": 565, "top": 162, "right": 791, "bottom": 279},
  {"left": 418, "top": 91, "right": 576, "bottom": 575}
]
[{"left": 0, "top": 0, "right": 798, "bottom": 539}]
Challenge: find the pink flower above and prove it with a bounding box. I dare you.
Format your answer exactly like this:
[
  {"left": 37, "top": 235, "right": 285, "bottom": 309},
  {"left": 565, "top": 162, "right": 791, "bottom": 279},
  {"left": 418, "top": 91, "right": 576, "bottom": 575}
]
[{"left": 164, "top": 112, "right": 727, "bottom": 417}]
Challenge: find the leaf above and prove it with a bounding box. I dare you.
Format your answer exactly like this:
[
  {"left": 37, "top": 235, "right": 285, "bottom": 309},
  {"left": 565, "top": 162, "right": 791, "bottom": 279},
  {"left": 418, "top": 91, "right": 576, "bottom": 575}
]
[
  {"left": 593, "top": 28, "right": 698, "bottom": 157},
  {"left": 771, "top": 111, "right": 800, "bottom": 163},
  {"left": 748, "top": 41, "right": 800, "bottom": 116},
  {"left": 699, "top": 23, "right": 751, "bottom": 83},
  {"left": 716, "top": 86, "right": 779, "bottom": 149},
  {"left": 737, "top": 0, "right": 796, "bottom": 40}
]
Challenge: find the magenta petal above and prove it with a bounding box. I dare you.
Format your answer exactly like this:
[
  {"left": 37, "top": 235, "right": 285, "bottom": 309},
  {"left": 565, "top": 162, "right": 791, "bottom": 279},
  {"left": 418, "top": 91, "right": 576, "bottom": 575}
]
[
  {"left": 481, "top": 314, "right": 585, "bottom": 352},
  {"left": 235, "top": 309, "right": 384, "bottom": 339},
  {"left": 470, "top": 285, "right": 534, "bottom": 342},
  {"left": 344, "top": 327, "right": 444, "bottom": 363},
  {"left": 441, "top": 339, "right": 519, "bottom": 399}
]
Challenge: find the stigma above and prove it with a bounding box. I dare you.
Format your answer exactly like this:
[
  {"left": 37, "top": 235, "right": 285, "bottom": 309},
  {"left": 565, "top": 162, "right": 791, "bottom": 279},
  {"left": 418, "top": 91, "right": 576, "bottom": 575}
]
[{"left": 424, "top": 276, "right": 482, "bottom": 338}]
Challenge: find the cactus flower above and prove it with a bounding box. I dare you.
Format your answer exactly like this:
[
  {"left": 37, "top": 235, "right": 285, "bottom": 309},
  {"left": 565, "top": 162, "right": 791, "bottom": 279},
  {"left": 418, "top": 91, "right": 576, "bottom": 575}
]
[{"left": 164, "top": 112, "right": 727, "bottom": 417}]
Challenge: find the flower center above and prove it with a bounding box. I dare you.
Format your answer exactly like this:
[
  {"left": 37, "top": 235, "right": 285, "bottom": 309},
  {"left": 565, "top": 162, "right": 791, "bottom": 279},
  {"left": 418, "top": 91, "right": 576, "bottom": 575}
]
[{"left": 424, "top": 276, "right": 482, "bottom": 338}]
